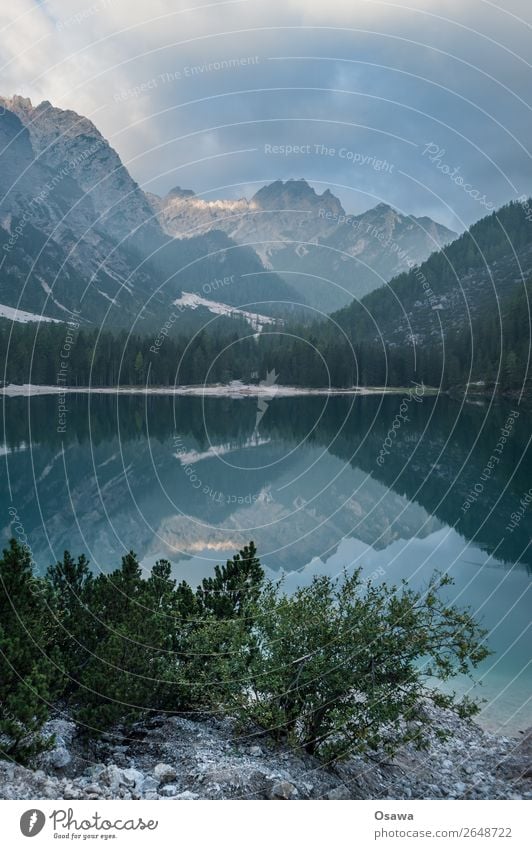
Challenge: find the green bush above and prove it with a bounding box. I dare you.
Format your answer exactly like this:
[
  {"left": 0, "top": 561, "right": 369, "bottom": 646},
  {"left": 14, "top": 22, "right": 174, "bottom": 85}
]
[
  {"left": 222, "top": 570, "right": 490, "bottom": 760},
  {"left": 0, "top": 540, "right": 490, "bottom": 763}
]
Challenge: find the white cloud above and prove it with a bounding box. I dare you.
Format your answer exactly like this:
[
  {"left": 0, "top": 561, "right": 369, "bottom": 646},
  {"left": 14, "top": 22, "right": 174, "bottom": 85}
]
[{"left": 1, "top": 0, "right": 531, "bottom": 227}]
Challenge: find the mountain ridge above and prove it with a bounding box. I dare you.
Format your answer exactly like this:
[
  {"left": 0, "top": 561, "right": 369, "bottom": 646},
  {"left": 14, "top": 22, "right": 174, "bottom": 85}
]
[
  {"left": 152, "top": 178, "right": 457, "bottom": 311},
  {"left": 0, "top": 95, "right": 301, "bottom": 327}
]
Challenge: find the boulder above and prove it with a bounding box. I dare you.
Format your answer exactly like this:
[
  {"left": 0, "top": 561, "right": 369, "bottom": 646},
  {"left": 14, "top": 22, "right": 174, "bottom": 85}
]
[
  {"left": 99, "top": 765, "right": 131, "bottom": 792},
  {"left": 46, "top": 747, "right": 71, "bottom": 769},
  {"left": 153, "top": 763, "right": 177, "bottom": 784},
  {"left": 268, "top": 780, "right": 299, "bottom": 800},
  {"left": 498, "top": 729, "right": 532, "bottom": 780},
  {"left": 159, "top": 783, "right": 178, "bottom": 797},
  {"left": 122, "top": 768, "right": 145, "bottom": 789},
  {"left": 140, "top": 776, "right": 159, "bottom": 794},
  {"left": 323, "top": 785, "right": 352, "bottom": 800}
]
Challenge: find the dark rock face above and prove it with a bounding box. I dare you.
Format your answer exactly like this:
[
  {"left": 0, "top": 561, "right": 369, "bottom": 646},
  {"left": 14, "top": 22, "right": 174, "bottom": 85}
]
[{"left": 0, "top": 709, "right": 530, "bottom": 801}]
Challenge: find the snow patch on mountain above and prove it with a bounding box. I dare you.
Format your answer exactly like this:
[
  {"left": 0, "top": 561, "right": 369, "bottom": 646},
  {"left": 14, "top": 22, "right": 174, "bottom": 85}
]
[
  {"left": 155, "top": 180, "right": 457, "bottom": 310},
  {"left": 173, "top": 292, "right": 280, "bottom": 332},
  {"left": 0, "top": 303, "right": 62, "bottom": 324}
]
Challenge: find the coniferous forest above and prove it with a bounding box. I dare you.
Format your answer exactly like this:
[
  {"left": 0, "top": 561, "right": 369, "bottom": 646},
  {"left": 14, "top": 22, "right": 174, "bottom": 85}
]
[
  {"left": 1, "top": 278, "right": 530, "bottom": 393},
  {"left": 2, "top": 200, "right": 531, "bottom": 394}
]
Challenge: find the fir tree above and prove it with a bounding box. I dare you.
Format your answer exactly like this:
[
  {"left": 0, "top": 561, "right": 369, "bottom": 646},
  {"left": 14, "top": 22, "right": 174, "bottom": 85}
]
[
  {"left": 47, "top": 551, "right": 93, "bottom": 692},
  {"left": 0, "top": 540, "right": 58, "bottom": 762},
  {"left": 196, "top": 541, "right": 264, "bottom": 619}
]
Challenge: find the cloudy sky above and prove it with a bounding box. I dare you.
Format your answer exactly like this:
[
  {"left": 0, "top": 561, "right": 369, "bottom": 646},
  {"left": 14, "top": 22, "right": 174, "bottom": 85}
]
[{"left": 1, "top": 0, "right": 531, "bottom": 230}]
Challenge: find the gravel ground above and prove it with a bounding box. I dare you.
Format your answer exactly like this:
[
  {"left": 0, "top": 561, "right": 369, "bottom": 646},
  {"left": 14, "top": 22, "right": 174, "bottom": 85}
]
[{"left": 1, "top": 705, "right": 530, "bottom": 801}]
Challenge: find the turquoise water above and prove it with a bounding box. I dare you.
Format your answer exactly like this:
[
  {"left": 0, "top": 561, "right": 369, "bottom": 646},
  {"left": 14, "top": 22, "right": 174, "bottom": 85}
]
[{"left": 1, "top": 392, "right": 530, "bottom": 734}]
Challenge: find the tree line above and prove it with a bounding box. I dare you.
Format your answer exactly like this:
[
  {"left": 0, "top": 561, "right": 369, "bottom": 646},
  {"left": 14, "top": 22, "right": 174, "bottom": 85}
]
[{"left": 1, "top": 278, "right": 530, "bottom": 394}]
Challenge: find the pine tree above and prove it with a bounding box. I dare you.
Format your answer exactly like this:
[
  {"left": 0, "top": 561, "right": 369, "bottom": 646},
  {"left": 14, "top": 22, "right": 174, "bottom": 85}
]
[
  {"left": 0, "top": 540, "right": 58, "bottom": 762},
  {"left": 47, "top": 551, "right": 93, "bottom": 691},
  {"left": 75, "top": 555, "right": 185, "bottom": 731},
  {"left": 196, "top": 541, "right": 264, "bottom": 619}
]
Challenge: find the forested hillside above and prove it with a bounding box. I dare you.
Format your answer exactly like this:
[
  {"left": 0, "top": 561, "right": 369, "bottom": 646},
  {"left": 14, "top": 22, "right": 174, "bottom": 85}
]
[
  {"left": 1, "top": 277, "right": 530, "bottom": 392},
  {"left": 333, "top": 200, "right": 532, "bottom": 349}
]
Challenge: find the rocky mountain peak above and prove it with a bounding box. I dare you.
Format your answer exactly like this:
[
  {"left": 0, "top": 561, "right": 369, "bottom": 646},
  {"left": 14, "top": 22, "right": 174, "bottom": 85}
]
[
  {"left": 2, "top": 93, "right": 161, "bottom": 251},
  {"left": 31, "top": 99, "right": 104, "bottom": 143},
  {"left": 168, "top": 186, "right": 196, "bottom": 200},
  {"left": 0, "top": 103, "right": 52, "bottom": 219},
  {"left": 251, "top": 179, "right": 345, "bottom": 217},
  {"left": 0, "top": 94, "right": 33, "bottom": 112},
  {"left": 372, "top": 202, "right": 396, "bottom": 214}
]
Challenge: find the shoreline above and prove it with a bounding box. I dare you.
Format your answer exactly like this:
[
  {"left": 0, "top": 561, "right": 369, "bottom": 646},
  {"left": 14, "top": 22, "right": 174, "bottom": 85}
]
[{"left": 0, "top": 382, "right": 439, "bottom": 398}]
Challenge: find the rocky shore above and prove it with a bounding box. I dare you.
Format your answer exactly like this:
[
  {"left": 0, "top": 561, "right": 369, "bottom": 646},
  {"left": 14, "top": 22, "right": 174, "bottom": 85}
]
[{"left": 1, "top": 706, "right": 530, "bottom": 801}]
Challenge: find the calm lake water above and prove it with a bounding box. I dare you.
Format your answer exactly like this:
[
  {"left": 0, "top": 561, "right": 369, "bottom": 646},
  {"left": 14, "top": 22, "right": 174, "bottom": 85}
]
[{"left": 1, "top": 392, "right": 530, "bottom": 734}]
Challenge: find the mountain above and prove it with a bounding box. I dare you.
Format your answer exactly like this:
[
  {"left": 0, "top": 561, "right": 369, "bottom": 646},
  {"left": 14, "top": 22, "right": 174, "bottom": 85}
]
[
  {"left": 0, "top": 96, "right": 299, "bottom": 329},
  {"left": 152, "top": 178, "right": 457, "bottom": 312},
  {"left": 2, "top": 95, "right": 162, "bottom": 254},
  {"left": 0, "top": 95, "right": 168, "bottom": 327},
  {"left": 333, "top": 200, "right": 532, "bottom": 351},
  {"left": 0, "top": 97, "right": 456, "bottom": 329}
]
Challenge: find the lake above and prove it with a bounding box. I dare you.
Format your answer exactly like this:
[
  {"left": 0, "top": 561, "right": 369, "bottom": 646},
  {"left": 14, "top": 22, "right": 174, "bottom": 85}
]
[{"left": 1, "top": 391, "right": 530, "bottom": 735}]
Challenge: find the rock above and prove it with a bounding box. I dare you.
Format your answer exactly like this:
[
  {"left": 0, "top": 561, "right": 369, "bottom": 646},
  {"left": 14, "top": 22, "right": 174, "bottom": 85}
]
[
  {"left": 83, "top": 784, "right": 102, "bottom": 795},
  {"left": 122, "top": 768, "right": 144, "bottom": 788},
  {"left": 43, "top": 779, "right": 60, "bottom": 797},
  {"left": 202, "top": 766, "right": 245, "bottom": 789},
  {"left": 1, "top": 705, "right": 530, "bottom": 802},
  {"left": 153, "top": 763, "right": 177, "bottom": 784},
  {"left": 37, "top": 720, "right": 77, "bottom": 773},
  {"left": 99, "top": 765, "right": 131, "bottom": 792},
  {"left": 160, "top": 783, "right": 178, "bottom": 797},
  {"left": 323, "top": 785, "right": 352, "bottom": 800},
  {"left": 47, "top": 747, "right": 72, "bottom": 769},
  {"left": 140, "top": 776, "right": 159, "bottom": 794},
  {"left": 43, "top": 719, "right": 77, "bottom": 749},
  {"left": 426, "top": 783, "right": 443, "bottom": 797},
  {"left": 63, "top": 781, "right": 81, "bottom": 800},
  {"left": 498, "top": 728, "right": 532, "bottom": 780},
  {"left": 268, "top": 780, "right": 299, "bottom": 800},
  {"left": 89, "top": 764, "right": 106, "bottom": 779}
]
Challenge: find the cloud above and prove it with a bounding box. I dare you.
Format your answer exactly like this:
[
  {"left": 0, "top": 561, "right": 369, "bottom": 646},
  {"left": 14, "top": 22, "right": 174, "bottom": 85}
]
[{"left": 1, "top": 0, "right": 531, "bottom": 229}]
